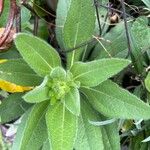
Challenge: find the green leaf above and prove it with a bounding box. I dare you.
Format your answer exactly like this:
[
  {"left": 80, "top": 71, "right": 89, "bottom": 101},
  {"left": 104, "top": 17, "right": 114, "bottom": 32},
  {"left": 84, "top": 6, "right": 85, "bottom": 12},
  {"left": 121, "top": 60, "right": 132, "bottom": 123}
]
[
  {"left": 56, "top": 0, "right": 96, "bottom": 67},
  {"left": 98, "top": 115, "right": 120, "bottom": 150},
  {"left": 71, "top": 58, "right": 130, "bottom": 87},
  {"left": 145, "top": 72, "right": 150, "bottom": 92},
  {"left": 42, "top": 140, "right": 51, "bottom": 150},
  {"left": 63, "top": 87, "right": 80, "bottom": 116},
  {"left": 90, "top": 22, "right": 128, "bottom": 60},
  {"left": 129, "top": 132, "right": 148, "bottom": 150},
  {"left": 81, "top": 80, "right": 150, "bottom": 119},
  {"left": 0, "top": 93, "right": 31, "bottom": 124},
  {"left": 131, "top": 17, "right": 150, "bottom": 50},
  {"left": 0, "top": 59, "right": 42, "bottom": 86},
  {"left": 23, "top": 77, "right": 49, "bottom": 103},
  {"left": 14, "top": 33, "right": 61, "bottom": 77},
  {"left": 50, "top": 67, "right": 66, "bottom": 80},
  {"left": 142, "top": 0, "right": 150, "bottom": 8},
  {"left": 12, "top": 101, "right": 49, "bottom": 150},
  {"left": 23, "top": 87, "right": 49, "bottom": 103},
  {"left": 20, "top": 5, "right": 31, "bottom": 29},
  {"left": 56, "top": 0, "right": 71, "bottom": 49},
  {"left": 75, "top": 98, "right": 104, "bottom": 150},
  {"left": 0, "top": 1, "right": 10, "bottom": 26},
  {"left": 46, "top": 102, "right": 78, "bottom": 150},
  {"left": 129, "top": 17, "right": 150, "bottom": 74}
]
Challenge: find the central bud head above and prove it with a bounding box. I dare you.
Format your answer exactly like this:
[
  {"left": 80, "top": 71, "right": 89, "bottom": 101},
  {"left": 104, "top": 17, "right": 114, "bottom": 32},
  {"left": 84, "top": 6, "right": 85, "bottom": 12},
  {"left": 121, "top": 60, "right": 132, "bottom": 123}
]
[
  {"left": 49, "top": 80, "right": 69, "bottom": 100},
  {"left": 46, "top": 67, "right": 77, "bottom": 104}
]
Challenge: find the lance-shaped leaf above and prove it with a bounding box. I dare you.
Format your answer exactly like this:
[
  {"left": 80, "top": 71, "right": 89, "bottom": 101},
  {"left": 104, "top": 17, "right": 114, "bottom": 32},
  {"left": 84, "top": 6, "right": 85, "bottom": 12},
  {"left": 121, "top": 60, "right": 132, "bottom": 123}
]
[
  {"left": 75, "top": 99, "right": 104, "bottom": 150},
  {"left": 75, "top": 96, "right": 120, "bottom": 150},
  {"left": 14, "top": 33, "right": 61, "bottom": 77},
  {"left": 90, "top": 22, "right": 128, "bottom": 60},
  {"left": 0, "top": 59, "right": 42, "bottom": 86},
  {"left": 56, "top": 0, "right": 71, "bottom": 49},
  {"left": 97, "top": 115, "right": 120, "bottom": 150},
  {"left": 81, "top": 80, "right": 150, "bottom": 119},
  {"left": 46, "top": 102, "right": 78, "bottom": 150},
  {"left": 71, "top": 58, "right": 130, "bottom": 87},
  {"left": 23, "top": 87, "right": 49, "bottom": 103},
  {"left": 0, "top": 93, "right": 31, "bottom": 124},
  {"left": 12, "top": 101, "right": 49, "bottom": 150},
  {"left": 23, "top": 77, "right": 49, "bottom": 103},
  {"left": 56, "top": 0, "right": 95, "bottom": 67},
  {"left": 63, "top": 87, "right": 80, "bottom": 116}
]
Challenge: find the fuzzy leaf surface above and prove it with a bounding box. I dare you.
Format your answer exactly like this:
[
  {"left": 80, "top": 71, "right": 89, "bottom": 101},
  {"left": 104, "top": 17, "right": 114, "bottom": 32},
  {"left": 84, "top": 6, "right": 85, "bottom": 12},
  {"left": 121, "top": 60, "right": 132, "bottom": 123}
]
[
  {"left": 75, "top": 99, "right": 104, "bottom": 150},
  {"left": 14, "top": 33, "right": 61, "bottom": 76},
  {"left": 71, "top": 58, "right": 130, "bottom": 87},
  {"left": 0, "top": 93, "right": 31, "bottom": 123},
  {"left": 46, "top": 102, "right": 78, "bottom": 150},
  {"left": 12, "top": 101, "right": 49, "bottom": 150},
  {"left": 81, "top": 80, "right": 150, "bottom": 119},
  {"left": 56, "top": 0, "right": 95, "bottom": 67},
  {"left": 0, "top": 59, "right": 42, "bottom": 86},
  {"left": 63, "top": 87, "right": 80, "bottom": 116}
]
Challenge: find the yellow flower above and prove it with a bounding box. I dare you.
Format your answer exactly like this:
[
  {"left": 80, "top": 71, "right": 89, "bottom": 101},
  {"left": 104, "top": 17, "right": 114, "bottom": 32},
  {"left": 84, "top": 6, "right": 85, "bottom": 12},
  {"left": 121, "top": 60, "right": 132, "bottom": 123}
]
[{"left": 0, "top": 59, "right": 33, "bottom": 93}]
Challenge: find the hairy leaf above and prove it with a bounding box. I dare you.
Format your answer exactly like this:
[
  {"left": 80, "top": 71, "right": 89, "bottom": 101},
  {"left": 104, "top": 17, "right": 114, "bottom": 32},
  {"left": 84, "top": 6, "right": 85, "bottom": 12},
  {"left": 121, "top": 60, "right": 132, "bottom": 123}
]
[
  {"left": 56, "top": 0, "right": 71, "bottom": 49},
  {"left": 12, "top": 101, "right": 49, "bottom": 150},
  {"left": 100, "top": 116, "right": 120, "bottom": 150},
  {"left": 0, "top": 93, "right": 31, "bottom": 124},
  {"left": 46, "top": 102, "right": 78, "bottom": 150},
  {"left": 14, "top": 33, "right": 61, "bottom": 77},
  {"left": 56, "top": 0, "right": 95, "bottom": 67},
  {"left": 63, "top": 87, "right": 80, "bottom": 116},
  {"left": 81, "top": 80, "right": 150, "bottom": 119},
  {"left": 23, "top": 87, "right": 49, "bottom": 103},
  {"left": 75, "top": 99, "right": 104, "bottom": 150},
  {"left": 0, "top": 59, "right": 42, "bottom": 86},
  {"left": 23, "top": 76, "right": 49, "bottom": 103},
  {"left": 71, "top": 58, "right": 130, "bottom": 87},
  {"left": 91, "top": 22, "right": 128, "bottom": 60}
]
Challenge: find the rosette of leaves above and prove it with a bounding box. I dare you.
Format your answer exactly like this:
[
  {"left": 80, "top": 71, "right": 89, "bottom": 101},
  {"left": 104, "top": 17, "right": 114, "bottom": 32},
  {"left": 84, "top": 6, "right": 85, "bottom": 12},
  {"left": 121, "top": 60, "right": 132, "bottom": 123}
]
[
  {"left": 1, "top": 33, "right": 150, "bottom": 150},
  {"left": 0, "top": 0, "right": 150, "bottom": 149}
]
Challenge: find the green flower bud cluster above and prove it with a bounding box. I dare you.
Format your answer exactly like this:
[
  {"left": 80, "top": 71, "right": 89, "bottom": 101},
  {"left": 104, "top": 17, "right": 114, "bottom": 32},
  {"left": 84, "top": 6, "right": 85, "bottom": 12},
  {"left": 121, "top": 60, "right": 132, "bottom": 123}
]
[{"left": 46, "top": 67, "right": 79, "bottom": 104}]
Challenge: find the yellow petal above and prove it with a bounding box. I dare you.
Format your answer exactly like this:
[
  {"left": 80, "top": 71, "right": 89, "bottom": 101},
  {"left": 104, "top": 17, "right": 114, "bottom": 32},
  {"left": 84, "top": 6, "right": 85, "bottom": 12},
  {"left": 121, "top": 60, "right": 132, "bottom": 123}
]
[{"left": 0, "top": 80, "right": 33, "bottom": 93}]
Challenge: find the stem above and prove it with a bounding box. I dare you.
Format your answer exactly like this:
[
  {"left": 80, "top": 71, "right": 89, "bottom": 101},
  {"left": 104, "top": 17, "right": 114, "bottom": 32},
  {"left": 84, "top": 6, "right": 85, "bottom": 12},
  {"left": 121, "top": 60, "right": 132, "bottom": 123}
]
[
  {"left": 33, "top": 16, "right": 39, "bottom": 36},
  {"left": 93, "top": 0, "right": 102, "bottom": 35},
  {"left": 16, "top": 6, "right": 21, "bottom": 32},
  {"left": 0, "top": 0, "right": 17, "bottom": 48},
  {"left": 120, "top": 0, "right": 132, "bottom": 56}
]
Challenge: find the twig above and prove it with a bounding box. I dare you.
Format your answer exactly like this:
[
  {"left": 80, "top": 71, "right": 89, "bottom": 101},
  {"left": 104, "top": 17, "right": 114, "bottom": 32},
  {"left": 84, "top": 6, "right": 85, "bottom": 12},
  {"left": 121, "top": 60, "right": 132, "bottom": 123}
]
[
  {"left": 33, "top": 16, "right": 39, "bottom": 36},
  {"left": 93, "top": 0, "right": 102, "bottom": 35},
  {"left": 120, "top": 0, "right": 132, "bottom": 56},
  {"left": 101, "top": 11, "right": 108, "bottom": 32},
  {"left": 15, "top": 6, "right": 21, "bottom": 32},
  {"left": 61, "top": 38, "right": 96, "bottom": 53},
  {"left": 21, "top": 1, "right": 37, "bottom": 16},
  {"left": 97, "top": 3, "right": 132, "bottom": 18},
  {"left": 93, "top": 35, "right": 112, "bottom": 58},
  {"left": 0, "top": 0, "right": 17, "bottom": 47}
]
